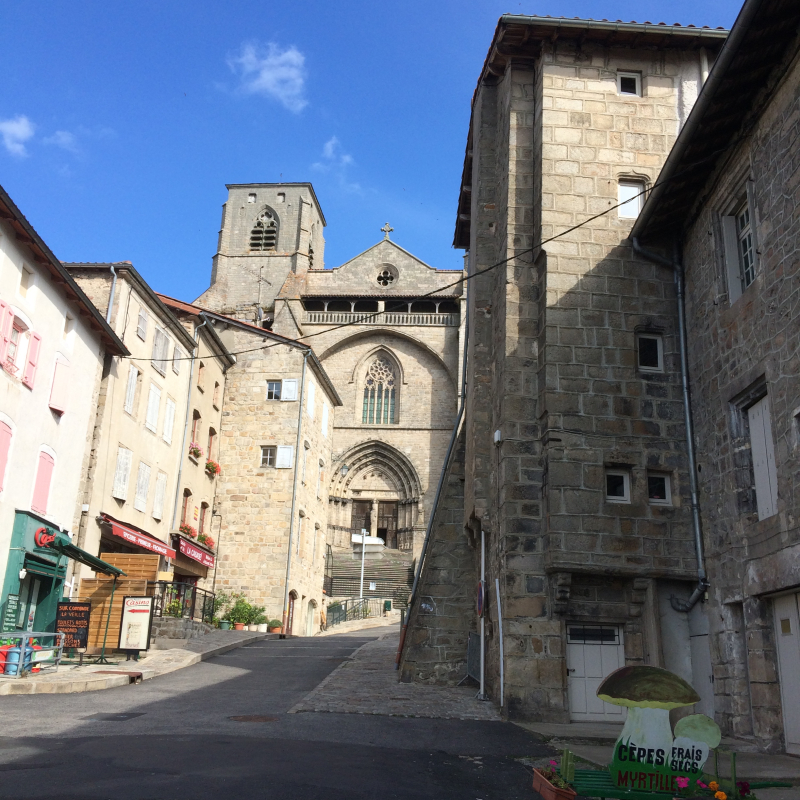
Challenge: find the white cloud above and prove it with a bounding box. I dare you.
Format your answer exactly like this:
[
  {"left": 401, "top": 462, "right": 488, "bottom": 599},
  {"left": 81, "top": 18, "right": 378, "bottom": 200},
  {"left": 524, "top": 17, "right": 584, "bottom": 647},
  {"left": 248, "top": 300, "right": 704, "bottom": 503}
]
[
  {"left": 312, "top": 137, "right": 360, "bottom": 193},
  {"left": 0, "top": 115, "right": 35, "bottom": 157},
  {"left": 44, "top": 130, "right": 80, "bottom": 153},
  {"left": 227, "top": 42, "right": 307, "bottom": 113}
]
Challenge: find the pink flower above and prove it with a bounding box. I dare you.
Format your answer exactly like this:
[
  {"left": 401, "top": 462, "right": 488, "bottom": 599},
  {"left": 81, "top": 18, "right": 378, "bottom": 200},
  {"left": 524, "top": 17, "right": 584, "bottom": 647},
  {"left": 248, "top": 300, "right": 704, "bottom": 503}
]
[
  {"left": 676, "top": 778, "right": 690, "bottom": 789},
  {"left": 549, "top": 760, "right": 558, "bottom": 767},
  {"left": 698, "top": 782, "right": 708, "bottom": 789}
]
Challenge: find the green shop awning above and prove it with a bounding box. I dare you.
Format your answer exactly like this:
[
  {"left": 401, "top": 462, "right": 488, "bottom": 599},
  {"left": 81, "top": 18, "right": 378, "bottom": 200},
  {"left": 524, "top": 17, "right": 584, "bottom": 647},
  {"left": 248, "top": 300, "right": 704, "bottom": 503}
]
[
  {"left": 24, "top": 555, "right": 66, "bottom": 578},
  {"left": 50, "top": 534, "right": 126, "bottom": 577}
]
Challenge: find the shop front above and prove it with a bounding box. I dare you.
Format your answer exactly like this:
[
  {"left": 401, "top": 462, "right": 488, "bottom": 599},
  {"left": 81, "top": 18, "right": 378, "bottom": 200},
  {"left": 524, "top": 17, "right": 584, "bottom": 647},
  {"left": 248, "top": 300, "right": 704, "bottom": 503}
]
[
  {"left": 98, "top": 513, "right": 175, "bottom": 578},
  {"left": 171, "top": 534, "right": 215, "bottom": 586}
]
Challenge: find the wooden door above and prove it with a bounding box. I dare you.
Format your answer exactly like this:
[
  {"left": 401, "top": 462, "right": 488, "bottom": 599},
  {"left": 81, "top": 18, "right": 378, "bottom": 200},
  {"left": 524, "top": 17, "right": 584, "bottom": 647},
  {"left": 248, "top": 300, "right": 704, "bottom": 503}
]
[
  {"left": 377, "top": 502, "right": 398, "bottom": 548},
  {"left": 351, "top": 501, "right": 371, "bottom": 537},
  {"left": 774, "top": 593, "right": 800, "bottom": 755},
  {"left": 567, "top": 624, "right": 627, "bottom": 721}
]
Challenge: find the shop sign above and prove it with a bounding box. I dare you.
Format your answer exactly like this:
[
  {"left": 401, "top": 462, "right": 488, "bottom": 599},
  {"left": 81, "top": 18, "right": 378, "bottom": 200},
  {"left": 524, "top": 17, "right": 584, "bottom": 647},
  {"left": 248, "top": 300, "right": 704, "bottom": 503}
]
[
  {"left": 118, "top": 596, "right": 154, "bottom": 652},
  {"left": 107, "top": 520, "right": 176, "bottom": 559},
  {"left": 178, "top": 537, "right": 214, "bottom": 568},
  {"left": 2, "top": 594, "right": 19, "bottom": 633},
  {"left": 56, "top": 602, "right": 91, "bottom": 649}
]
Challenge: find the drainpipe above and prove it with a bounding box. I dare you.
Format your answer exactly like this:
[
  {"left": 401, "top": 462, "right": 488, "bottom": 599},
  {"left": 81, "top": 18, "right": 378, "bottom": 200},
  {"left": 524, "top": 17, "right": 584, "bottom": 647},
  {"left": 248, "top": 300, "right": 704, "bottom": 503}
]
[
  {"left": 106, "top": 265, "right": 117, "bottom": 324},
  {"left": 632, "top": 237, "right": 708, "bottom": 612},
  {"left": 282, "top": 350, "right": 309, "bottom": 634},
  {"left": 170, "top": 317, "right": 206, "bottom": 531}
]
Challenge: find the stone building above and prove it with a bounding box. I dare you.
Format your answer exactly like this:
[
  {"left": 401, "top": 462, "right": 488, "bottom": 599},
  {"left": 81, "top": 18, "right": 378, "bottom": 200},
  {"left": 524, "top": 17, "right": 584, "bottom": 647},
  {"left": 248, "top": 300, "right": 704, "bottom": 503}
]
[
  {"left": 401, "top": 15, "right": 730, "bottom": 722},
  {"left": 631, "top": 0, "right": 800, "bottom": 754},
  {"left": 197, "top": 184, "right": 465, "bottom": 607}
]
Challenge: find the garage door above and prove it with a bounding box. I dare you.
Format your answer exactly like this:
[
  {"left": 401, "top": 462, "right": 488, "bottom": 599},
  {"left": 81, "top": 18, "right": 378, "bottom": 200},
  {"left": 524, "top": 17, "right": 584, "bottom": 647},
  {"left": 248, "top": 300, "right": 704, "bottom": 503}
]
[{"left": 567, "top": 624, "right": 627, "bottom": 722}]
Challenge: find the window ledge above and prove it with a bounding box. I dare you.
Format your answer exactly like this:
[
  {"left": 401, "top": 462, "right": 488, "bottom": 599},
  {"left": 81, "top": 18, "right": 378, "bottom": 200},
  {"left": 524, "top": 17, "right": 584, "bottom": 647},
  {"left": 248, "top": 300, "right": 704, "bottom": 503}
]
[
  {"left": 212, "top": 403, "right": 220, "bottom": 411},
  {"left": 188, "top": 454, "right": 199, "bottom": 465}
]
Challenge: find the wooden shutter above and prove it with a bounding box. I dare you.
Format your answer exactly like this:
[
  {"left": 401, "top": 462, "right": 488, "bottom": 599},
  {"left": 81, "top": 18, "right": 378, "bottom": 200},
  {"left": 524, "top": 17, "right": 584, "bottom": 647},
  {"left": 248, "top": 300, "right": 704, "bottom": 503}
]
[
  {"left": 172, "top": 346, "right": 181, "bottom": 374},
  {"left": 152, "top": 471, "right": 167, "bottom": 520},
  {"left": 321, "top": 402, "right": 329, "bottom": 437},
  {"left": 31, "top": 451, "right": 55, "bottom": 514},
  {"left": 111, "top": 447, "right": 132, "bottom": 500},
  {"left": 162, "top": 397, "right": 176, "bottom": 444},
  {"left": 281, "top": 379, "right": 298, "bottom": 401},
  {"left": 124, "top": 366, "right": 138, "bottom": 413},
  {"left": 721, "top": 215, "right": 742, "bottom": 303},
  {"left": 275, "top": 445, "right": 294, "bottom": 469},
  {"left": 145, "top": 384, "right": 161, "bottom": 431},
  {"left": 22, "top": 332, "right": 42, "bottom": 388},
  {"left": 307, "top": 381, "right": 315, "bottom": 418},
  {"left": 0, "top": 421, "right": 12, "bottom": 493},
  {"left": 748, "top": 396, "right": 778, "bottom": 520},
  {"left": 48, "top": 359, "right": 70, "bottom": 415},
  {"left": 136, "top": 308, "right": 148, "bottom": 340},
  {"left": 0, "top": 301, "right": 13, "bottom": 362},
  {"left": 152, "top": 328, "right": 168, "bottom": 375},
  {"left": 133, "top": 461, "right": 151, "bottom": 512}
]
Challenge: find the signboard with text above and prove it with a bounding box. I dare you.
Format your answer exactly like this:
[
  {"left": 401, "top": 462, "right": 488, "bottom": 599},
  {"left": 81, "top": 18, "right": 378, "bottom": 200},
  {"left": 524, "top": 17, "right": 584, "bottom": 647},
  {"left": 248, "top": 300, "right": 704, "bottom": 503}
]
[
  {"left": 118, "top": 596, "right": 154, "bottom": 652},
  {"left": 178, "top": 537, "right": 215, "bottom": 568},
  {"left": 2, "top": 594, "right": 19, "bottom": 632},
  {"left": 56, "top": 602, "right": 91, "bottom": 649}
]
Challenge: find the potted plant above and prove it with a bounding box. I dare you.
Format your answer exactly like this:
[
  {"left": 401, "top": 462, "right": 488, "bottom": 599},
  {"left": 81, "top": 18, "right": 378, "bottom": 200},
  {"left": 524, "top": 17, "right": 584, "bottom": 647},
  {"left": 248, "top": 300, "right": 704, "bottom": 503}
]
[
  {"left": 205, "top": 459, "right": 221, "bottom": 477},
  {"left": 532, "top": 759, "right": 576, "bottom": 800},
  {"left": 227, "top": 596, "right": 252, "bottom": 631},
  {"left": 268, "top": 619, "right": 283, "bottom": 633},
  {"left": 188, "top": 442, "right": 204, "bottom": 459},
  {"left": 219, "top": 619, "right": 231, "bottom": 630},
  {"left": 179, "top": 524, "right": 197, "bottom": 539},
  {"left": 246, "top": 605, "right": 266, "bottom": 631},
  {"left": 253, "top": 612, "right": 268, "bottom": 633}
]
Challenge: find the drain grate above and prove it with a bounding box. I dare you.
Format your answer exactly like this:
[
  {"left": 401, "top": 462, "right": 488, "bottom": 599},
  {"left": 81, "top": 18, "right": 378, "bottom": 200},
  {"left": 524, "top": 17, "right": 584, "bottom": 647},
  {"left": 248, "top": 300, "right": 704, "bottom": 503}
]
[
  {"left": 83, "top": 712, "right": 145, "bottom": 721},
  {"left": 228, "top": 715, "right": 278, "bottom": 722}
]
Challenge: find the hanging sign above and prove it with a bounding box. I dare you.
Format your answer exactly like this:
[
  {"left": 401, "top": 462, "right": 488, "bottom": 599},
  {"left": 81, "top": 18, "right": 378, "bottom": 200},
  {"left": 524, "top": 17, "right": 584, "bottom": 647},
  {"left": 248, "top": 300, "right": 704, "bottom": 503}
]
[
  {"left": 56, "top": 601, "right": 91, "bottom": 649},
  {"left": 118, "top": 596, "right": 154, "bottom": 652},
  {"left": 178, "top": 537, "right": 215, "bottom": 568},
  {"left": 598, "top": 666, "right": 721, "bottom": 793}
]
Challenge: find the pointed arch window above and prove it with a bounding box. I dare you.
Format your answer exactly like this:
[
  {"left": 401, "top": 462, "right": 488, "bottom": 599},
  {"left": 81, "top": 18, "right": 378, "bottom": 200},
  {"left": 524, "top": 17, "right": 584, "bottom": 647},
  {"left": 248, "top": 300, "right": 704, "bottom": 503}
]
[
  {"left": 249, "top": 209, "right": 278, "bottom": 252},
  {"left": 362, "top": 357, "right": 398, "bottom": 424}
]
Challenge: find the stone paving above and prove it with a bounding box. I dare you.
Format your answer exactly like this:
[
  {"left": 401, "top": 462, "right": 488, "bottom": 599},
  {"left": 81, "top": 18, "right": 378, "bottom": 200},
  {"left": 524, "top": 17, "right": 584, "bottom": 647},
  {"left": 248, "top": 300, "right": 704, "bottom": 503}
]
[{"left": 290, "top": 627, "right": 501, "bottom": 721}]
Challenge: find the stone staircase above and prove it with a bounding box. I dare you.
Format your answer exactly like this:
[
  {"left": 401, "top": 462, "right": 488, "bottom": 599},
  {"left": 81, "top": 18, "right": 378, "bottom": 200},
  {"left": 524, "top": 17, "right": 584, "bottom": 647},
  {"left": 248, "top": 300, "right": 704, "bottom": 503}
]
[{"left": 328, "top": 547, "right": 414, "bottom": 608}]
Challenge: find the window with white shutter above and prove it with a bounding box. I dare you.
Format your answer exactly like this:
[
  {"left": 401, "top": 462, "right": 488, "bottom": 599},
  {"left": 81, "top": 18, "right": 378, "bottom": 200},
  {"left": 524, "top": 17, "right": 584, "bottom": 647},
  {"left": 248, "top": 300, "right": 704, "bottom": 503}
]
[
  {"left": 124, "top": 365, "right": 139, "bottom": 414},
  {"left": 163, "top": 397, "right": 176, "bottom": 444},
  {"left": 321, "top": 402, "right": 329, "bottom": 437},
  {"left": 145, "top": 383, "right": 161, "bottom": 432},
  {"left": 307, "top": 381, "right": 316, "bottom": 419},
  {"left": 112, "top": 447, "right": 133, "bottom": 500},
  {"left": 172, "top": 346, "right": 181, "bottom": 374},
  {"left": 152, "top": 471, "right": 168, "bottom": 520},
  {"left": 152, "top": 328, "right": 169, "bottom": 375},
  {"left": 133, "top": 461, "right": 151, "bottom": 512},
  {"left": 275, "top": 445, "right": 294, "bottom": 469},
  {"left": 281, "top": 379, "right": 298, "bottom": 401},
  {"left": 748, "top": 395, "right": 778, "bottom": 520},
  {"left": 136, "top": 308, "right": 148, "bottom": 340}
]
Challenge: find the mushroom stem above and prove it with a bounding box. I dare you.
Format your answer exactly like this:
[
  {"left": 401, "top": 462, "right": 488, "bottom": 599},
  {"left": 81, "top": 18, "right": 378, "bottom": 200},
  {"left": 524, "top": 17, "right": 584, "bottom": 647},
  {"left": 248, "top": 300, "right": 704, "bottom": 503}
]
[{"left": 619, "top": 706, "right": 674, "bottom": 764}]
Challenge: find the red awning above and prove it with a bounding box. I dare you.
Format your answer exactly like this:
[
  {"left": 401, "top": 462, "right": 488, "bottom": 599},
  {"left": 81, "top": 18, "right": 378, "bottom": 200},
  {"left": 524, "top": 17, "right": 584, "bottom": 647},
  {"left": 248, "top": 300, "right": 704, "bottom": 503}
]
[
  {"left": 100, "top": 513, "right": 176, "bottom": 559},
  {"left": 178, "top": 537, "right": 215, "bottom": 568}
]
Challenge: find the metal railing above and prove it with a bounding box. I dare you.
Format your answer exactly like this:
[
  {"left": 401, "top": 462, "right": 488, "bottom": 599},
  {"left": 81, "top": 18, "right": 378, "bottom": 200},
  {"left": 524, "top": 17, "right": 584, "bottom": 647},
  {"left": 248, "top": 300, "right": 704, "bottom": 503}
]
[
  {"left": 151, "top": 581, "right": 215, "bottom": 624},
  {"left": 304, "top": 311, "right": 459, "bottom": 327},
  {"left": 324, "top": 598, "right": 385, "bottom": 630},
  {"left": 0, "top": 631, "right": 64, "bottom": 678}
]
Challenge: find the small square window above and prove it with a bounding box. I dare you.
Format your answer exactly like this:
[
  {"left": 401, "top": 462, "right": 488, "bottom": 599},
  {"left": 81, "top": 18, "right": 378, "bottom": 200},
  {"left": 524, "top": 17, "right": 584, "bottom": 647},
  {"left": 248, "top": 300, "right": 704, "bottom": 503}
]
[
  {"left": 637, "top": 334, "right": 663, "bottom": 372},
  {"left": 267, "top": 381, "right": 282, "bottom": 400},
  {"left": 618, "top": 180, "right": 645, "bottom": 219},
  {"left": 618, "top": 72, "right": 641, "bottom": 96},
  {"left": 19, "top": 266, "right": 34, "bottom": 298},
  {"left": 247, "top": 193, "right": 256, "bottom": 203},
  {"left": 260, "top": 446, "right": 276, "bottom": 468},
  {"left": 606, "top": 470, "right": 631, "bottom": 503},
  {"left": 647, "top": 472, "right": 672, "bottom": 505}
]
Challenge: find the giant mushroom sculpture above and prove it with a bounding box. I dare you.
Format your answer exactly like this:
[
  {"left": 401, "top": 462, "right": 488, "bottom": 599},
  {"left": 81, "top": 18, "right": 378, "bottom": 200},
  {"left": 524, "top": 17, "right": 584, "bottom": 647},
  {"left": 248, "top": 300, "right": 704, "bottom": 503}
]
[{"left": 598, "top": 666, "right": 700, "bottom": 768}]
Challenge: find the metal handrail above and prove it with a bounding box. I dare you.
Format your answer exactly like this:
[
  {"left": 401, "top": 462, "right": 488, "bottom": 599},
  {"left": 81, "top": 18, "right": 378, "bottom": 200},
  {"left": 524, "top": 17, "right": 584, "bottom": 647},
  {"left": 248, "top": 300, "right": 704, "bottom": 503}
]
[
  {"left": 324, "top": 598, "right": 384, "bottom": 630},
  {"left": 150, "top": 581, "right": 215, "bottom": 624},
  {"left": 0, "top": 631, "right": 65, "bottom": 678}
]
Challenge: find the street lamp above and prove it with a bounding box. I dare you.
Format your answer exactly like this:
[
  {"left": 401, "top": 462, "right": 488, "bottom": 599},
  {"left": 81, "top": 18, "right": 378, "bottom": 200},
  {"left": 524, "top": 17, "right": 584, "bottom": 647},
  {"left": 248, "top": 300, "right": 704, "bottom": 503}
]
[{"left": 340, "top": 464, "right": 349, "bottom": 477}]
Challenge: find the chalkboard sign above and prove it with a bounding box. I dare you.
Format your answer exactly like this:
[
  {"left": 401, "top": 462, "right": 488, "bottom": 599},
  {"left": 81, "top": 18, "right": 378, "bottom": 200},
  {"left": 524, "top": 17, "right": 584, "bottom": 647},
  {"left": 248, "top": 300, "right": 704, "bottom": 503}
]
[
  {"left": 56, "top": 602, "right": 91, "bottom": 649},
  {"left": 2, "top": 594, "right": 19, "bottom": 632}
]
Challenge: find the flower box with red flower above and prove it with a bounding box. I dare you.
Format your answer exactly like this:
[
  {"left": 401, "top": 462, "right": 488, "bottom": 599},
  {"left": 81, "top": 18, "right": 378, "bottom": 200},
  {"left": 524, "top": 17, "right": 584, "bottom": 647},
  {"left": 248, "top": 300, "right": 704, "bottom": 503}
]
[
  {"left": 532, "top": 761, "right": 576, "bottom": 800},
  {"left": 179, "top": 524, "right": 197, "bottom": 539},
  {"left": 205, "top": 459, "right": 221, "bottom": 477},
  {"left": 196, "top": 532, "right": 215, "bottom": 550}
]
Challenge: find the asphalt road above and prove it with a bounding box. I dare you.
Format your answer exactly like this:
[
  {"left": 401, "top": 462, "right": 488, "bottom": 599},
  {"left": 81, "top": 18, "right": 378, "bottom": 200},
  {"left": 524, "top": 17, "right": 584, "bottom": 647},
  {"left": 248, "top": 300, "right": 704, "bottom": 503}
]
[{"left": 0, "top": 629, "right": 552, "bottom": 799}]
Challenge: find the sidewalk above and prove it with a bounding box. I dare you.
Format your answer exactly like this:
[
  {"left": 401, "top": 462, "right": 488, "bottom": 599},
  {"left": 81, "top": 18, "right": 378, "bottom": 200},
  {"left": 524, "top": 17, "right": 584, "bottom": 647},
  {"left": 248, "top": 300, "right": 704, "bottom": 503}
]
[
  {"left": 0, "top": 629, "right": 279, "bottom": 695},
  {"left": 516, "top": 721, "right": 800, "bottom": 799}
]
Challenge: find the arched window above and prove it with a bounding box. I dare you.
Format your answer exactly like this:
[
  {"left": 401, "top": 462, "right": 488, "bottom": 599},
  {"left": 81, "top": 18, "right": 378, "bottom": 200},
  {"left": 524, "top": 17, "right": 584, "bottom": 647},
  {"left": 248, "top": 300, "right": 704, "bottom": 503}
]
[
  {"left": 362, "top": 357, "right": 398, "bottom": 425},
  {"left": 249, "top": 209, "right": 278, "bottom": 252}
]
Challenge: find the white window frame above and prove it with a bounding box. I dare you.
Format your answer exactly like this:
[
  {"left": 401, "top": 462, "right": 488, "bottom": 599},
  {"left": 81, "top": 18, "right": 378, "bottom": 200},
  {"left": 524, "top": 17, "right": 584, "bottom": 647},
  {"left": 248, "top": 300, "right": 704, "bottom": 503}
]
[
  {"left": 172, "top": 346, "right": 182, "bottom": 374},
  {"left": 133, "top": 461, "right": 151, "bottom": 512},
  {"left": 152, "top": 471, "right": 168, "bottom": 521},
  {"left": 124, "top": 365, "right": 139, "bottom": 414},
  {"left": 136, "top": 308, "right": 148, "bottom": 341},
  {"left": 112, "top": 446, "right": 133, "bottom": 501},
  {"left": 145, "top": 383, "right": 162, "bottom": 432},
  {"left": 637, "top": 333, "right": 664, "bottom": 373},
  {"left": 720, "top": 181, "right": 759, "bottom": 303},
  {"left": 162, "top": 397, "right": 177, "bottom": 445},
  {"left": 261, "top": 445, "right": 277, "bottom": 468},
  {"left": 647, "top": 472, "right": 672, "bottom": 506},
  {"left": 618, "top": 180, "right": 645, "bottom": 219},
  {"left": 267, "top": 380, "right": 281, "bottom": 400},
  {"left": 617, "top": 71, "right": 641, "bottom": 97},
  {"left": 605, "top": 469, "right": 631, "bottom": 504},
  {"left": 748, "top": 395, "right": 778, "bottom": 520}
]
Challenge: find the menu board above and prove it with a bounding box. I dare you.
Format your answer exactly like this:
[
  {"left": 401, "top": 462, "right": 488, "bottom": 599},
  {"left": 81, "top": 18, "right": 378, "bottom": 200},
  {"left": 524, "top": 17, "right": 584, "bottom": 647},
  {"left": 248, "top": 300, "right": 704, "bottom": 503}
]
[
  {"left": 2, "top": 594, "right": 19, "bottom": 633},
  {"left": 118, "top": 596, "right": 154, "bottom": 652},
  {"left": 56, "top": 602, "right": 91, "bottom": 649}
]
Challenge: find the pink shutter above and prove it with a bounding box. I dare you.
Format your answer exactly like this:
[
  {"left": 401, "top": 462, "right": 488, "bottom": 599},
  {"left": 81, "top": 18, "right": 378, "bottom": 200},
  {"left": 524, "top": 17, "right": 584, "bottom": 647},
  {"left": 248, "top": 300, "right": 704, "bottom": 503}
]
[
  {"left": 31, "top": 451, "right": 54, "bottom": 514},
  {"left": 0, "top": 421, "right": 11, "bottom": 493},
  {"left": 49, "top": 360, "right": 69, "bottom": 414},
  {"left": 0, "top": 301, "right": 13, "bottom": 363},
  {"left": 22, "top": 332, "right": 42, "bottom": 388}
]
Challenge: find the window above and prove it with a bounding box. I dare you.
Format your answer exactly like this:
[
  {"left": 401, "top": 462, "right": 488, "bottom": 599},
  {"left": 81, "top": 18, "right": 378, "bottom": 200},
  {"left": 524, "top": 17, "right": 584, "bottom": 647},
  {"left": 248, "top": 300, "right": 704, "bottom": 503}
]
[
  {"left": 261, "top": 446, "right": 276, "bottom": 467},
  {"left": 18, "top": 266, "right": 33, "bottom": 299},
  {"left": 163, "top": 397, "right": 176, "bottom": 445},
  {"left": 618, "top": 180, "right": 645, "bottom": 219},
  {"left": 152, "top": 327, "right": 170, "bottom": 375},
  {"left": 721, "top": 183, "right": 759, "bottom": 303},
  {"left": 152, "top": 471, "right": 167, "bottom": 520},
  {"left": 207, "top": 427, "right": 216, "bottom": 458},
  {"left": 145, "top": 383, "right": 162, "bottom": 432},
  {"left": 181, "top": 489, "right": 192, "bottom": 525},
  {"left": 277, "top": 192, "right": 285, "bottom": 203},
  {"left": 136, "top": 308, "right": 148, "bottom": 340},
  {"left": 297, "top": 512, "right": 304, "bottom": 554},
  {"left": 213, "top": 381, "right": 221, "bottom": 408},
  {"left": 0, "top": 304, "right": 40, "bottom": 388},
  {"left": 247, "top": 193, "right": 256, "bottom": 203},
  {"left": 617, "top": 71, "right": 641, "bottom": 96},
  {"left": 748, "top": 395, "right": 778, "bottom": 520},
  {"left": 362, "top": 357, "right": 397, "bottom": 424},
  {"left": 322, "top": 402, "right": 329, "bottom": 437},
  {"left": 302, "top": 442, "right": 310, "bottom": 483},
  {"left": 134, "top": 461, "right": 151, "bottom": 512},
  {"left": 199, "top": 502, "right": 209, "bottom": 534},
  {"left": 197, "top": 361, "right": 205, "bottom": 391},
  {"left": 249, "top": 209, "right": 278, "bottom": 252},
  {"left": 63, "top": 314, "right": 74, "bottom": 340},
  {"left": 191, "top": 410, "right": 201, "bottom": 443},
  {"left": 124, "top": 365, "right": 139, "bottom": 415},
  {"left": 49, "top": 357, "right": 70, "bottom": 415},
  {"left": 172, "top": 346, "right": 182, "bottom": 374},
  {"left": 112, "top": 446, "right": 133, "bottom": 500},
  {"left": 267, "top": 381, "right": 282, "bottom": 400},
  {"left": 637, "top": 334, "right": 663, "bottom": 372},
  {"left": 31, "top": 449, "right": 55, "bottom": 514},
  {"left": 281, "top": 379, "right": 298, "bottom": 401},
  {"left": 606, "top": 470, "right": 631, "bottom": 503},
  {"left": 307, "top": 381, "right": 315, "bottom": 419},
  {"left": 275, "top": 445, "right": 294, "bottom": 469},
  {"left": 0, "top": 420, "right": 12, "bottom": 494},
  {"left": 647, "top": 472, "right": 672, "bottom": 505},
  {"left": 20, "top": 330, "right": 41, "bottom": 389},
  {"left": 736, "top": 200, "right": 756, "bottom": 289},
  {"left": 317, "top": 460, "right": 324, "bottom": 499}
]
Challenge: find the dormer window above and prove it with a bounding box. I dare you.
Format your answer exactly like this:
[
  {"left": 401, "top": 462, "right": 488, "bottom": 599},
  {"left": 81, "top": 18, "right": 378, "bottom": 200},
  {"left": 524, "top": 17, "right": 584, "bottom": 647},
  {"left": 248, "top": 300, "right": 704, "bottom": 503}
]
[{"left": 250, "top": 209, "right": 278, "bottom": 252}]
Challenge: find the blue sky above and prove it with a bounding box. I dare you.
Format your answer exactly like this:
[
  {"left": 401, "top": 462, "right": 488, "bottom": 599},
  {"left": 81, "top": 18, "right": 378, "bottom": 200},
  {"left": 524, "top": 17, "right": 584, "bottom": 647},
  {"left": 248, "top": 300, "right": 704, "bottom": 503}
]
[{"left": 1, "top": 0, "right": 740, "bottom": 301}]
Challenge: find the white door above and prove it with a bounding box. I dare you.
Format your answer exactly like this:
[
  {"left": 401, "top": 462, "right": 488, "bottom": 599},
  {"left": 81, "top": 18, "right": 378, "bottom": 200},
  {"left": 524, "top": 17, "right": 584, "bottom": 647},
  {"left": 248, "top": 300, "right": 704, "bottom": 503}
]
[
  {"left": 306, "top": 603, "right": 315, "bottom": 637},
  {"left": 567, "top": 624, "right": 627, "bottom": 721},
  {"left": 774, "top": 593, "right": 800, "bottom": 755}
]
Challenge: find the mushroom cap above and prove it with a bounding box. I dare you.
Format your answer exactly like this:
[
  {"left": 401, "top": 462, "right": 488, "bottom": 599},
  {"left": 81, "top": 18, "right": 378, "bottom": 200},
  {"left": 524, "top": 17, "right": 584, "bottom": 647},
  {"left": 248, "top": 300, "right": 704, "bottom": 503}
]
[
  {"left": 597, "top": 665, "right": 701, "bottom": 709},
  {"left": 674, "top": 714, "right": 722, "bottom": 748}
]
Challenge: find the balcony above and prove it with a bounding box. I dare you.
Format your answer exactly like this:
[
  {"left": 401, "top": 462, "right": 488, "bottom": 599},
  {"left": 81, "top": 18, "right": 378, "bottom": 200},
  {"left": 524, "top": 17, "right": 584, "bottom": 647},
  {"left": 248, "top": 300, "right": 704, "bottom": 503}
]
[{"left": 303, "top": 311, "right": 459, "bottom": 327}]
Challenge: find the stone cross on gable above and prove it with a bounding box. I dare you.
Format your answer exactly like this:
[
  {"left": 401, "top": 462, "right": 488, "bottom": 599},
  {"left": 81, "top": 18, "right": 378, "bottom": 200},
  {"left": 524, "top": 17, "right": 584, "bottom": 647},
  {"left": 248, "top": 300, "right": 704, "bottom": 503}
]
[{"left": 381, "top": 222, "right": 393, "bottom": 240}]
